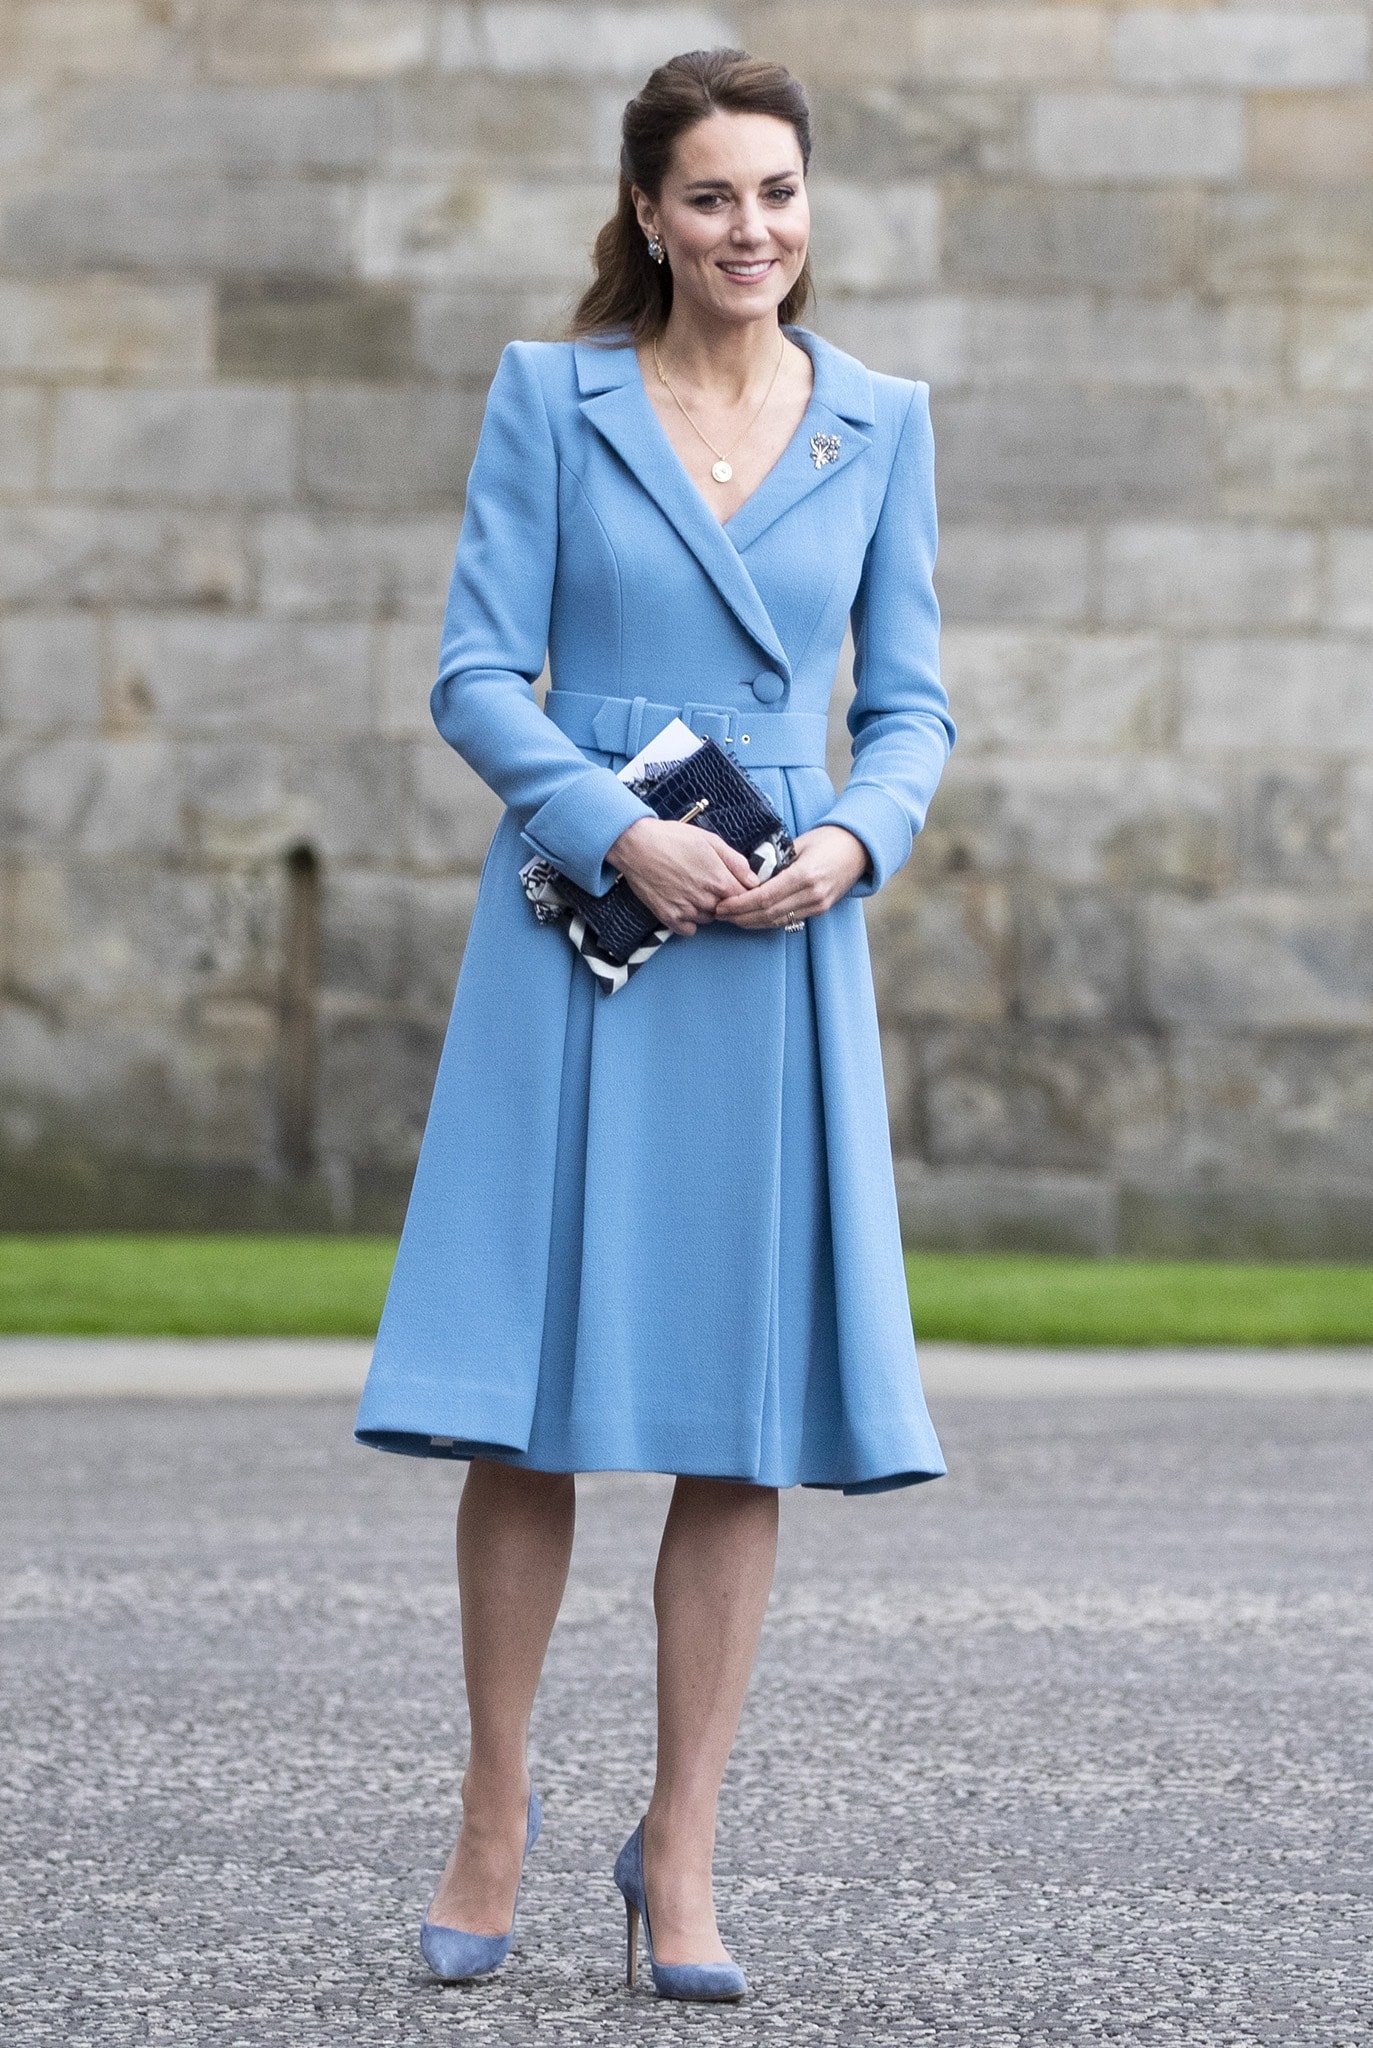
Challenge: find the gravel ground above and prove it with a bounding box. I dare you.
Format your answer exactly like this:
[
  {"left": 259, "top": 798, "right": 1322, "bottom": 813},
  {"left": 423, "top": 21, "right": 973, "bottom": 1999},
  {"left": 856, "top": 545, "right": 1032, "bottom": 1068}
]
[{"left": 2, "top": 1388, "right": 1370, "bottom": 2045}]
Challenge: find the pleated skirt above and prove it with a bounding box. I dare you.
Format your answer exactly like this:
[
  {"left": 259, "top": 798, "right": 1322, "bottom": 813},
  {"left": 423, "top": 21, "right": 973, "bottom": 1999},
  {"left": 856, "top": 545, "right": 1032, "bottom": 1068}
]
[{"left": 353, "top": 764, "right": 947, "bottom": 1495}]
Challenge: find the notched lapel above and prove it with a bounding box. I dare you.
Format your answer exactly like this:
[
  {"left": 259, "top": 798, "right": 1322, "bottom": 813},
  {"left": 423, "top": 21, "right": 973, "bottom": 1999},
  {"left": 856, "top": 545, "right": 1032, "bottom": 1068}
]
[
  {"left": 573, "top": 327, "right": 876, "bottom": 684},
  {"left": 577, "top": 368, "right": 794, "bottom": 679}
]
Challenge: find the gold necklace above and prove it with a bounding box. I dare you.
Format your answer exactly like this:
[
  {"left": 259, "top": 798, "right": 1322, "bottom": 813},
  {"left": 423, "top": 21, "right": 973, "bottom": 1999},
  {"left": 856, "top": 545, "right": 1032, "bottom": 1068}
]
[{"left": 651, "top": 330, "right": 787, "bottom": 485}]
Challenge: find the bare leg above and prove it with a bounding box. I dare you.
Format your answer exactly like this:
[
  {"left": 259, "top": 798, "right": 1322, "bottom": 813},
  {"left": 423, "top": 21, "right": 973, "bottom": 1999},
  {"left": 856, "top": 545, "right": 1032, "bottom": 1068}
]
[
  {"left": 641, "top": 1475, "right": 779, "bottom": 1965},
  {"left": 426, "top": 1458, "right": 576, "bottom": 1933}
]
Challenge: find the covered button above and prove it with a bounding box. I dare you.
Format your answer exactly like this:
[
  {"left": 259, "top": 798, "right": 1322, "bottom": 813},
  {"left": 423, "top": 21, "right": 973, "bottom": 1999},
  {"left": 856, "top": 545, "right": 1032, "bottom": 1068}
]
[{"left": 750, "top": 671, "right": 785, "bottom": 704}]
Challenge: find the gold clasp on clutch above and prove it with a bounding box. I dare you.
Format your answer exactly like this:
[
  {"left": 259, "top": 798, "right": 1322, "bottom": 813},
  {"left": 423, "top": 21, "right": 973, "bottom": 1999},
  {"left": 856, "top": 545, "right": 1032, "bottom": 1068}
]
[{"left": 677, "top": 797, "right": 711, "bottom": 823}]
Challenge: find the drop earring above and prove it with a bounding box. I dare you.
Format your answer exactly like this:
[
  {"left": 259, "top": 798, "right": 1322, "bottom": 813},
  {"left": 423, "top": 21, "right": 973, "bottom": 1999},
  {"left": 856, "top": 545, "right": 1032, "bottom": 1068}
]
[{"left": 647, "top": 234, "right": 666, "bottom": 265}]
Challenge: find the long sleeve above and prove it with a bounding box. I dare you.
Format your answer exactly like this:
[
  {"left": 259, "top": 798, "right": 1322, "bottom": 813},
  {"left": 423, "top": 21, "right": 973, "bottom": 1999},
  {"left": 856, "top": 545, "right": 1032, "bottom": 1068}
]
[
  {"left": 814, "top": 379, "right": 956, "bottom": 898},
  {"left": 430, "top": 339, "right": 658, "bottom": 896}
]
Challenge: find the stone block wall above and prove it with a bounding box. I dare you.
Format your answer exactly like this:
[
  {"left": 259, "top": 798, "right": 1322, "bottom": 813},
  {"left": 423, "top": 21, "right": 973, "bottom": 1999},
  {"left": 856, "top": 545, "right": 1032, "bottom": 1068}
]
[{"left": 1, "top": 2, "right": 1370, "bottom": 1250}]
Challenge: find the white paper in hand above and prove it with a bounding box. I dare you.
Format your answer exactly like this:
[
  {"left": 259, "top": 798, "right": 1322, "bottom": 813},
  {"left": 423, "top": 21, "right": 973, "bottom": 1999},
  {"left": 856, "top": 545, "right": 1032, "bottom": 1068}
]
[{"left": 614, "top": 716, "right": 705, "bottom": 784}]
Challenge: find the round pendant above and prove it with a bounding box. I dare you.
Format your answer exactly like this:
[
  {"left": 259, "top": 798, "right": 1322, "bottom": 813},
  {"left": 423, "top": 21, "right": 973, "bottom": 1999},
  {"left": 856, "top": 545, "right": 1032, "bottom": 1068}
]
[{"left": 711, "top": 459, "right": 733, "bottom": 483}]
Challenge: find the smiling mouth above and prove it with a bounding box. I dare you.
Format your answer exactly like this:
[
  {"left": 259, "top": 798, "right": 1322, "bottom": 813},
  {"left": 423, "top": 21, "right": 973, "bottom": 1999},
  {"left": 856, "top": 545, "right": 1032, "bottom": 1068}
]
[{"left": 718, "top": 259, "right": 776, "bottom": 279}]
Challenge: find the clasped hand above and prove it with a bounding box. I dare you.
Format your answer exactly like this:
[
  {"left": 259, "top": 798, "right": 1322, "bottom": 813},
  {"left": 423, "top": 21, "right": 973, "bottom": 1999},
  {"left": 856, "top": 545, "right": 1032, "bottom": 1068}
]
[{"left": 606, "top": 816, "right": 871, "bottom": 937}]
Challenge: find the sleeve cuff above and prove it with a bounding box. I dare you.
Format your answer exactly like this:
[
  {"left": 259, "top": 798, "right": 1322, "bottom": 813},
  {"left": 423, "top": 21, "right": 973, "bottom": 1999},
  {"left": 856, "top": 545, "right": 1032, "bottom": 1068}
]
[
  {"left": 519, "top": 768, "right": 658, "bottom": 897},
  {"left": 814, "top": 783, "right": 915, "bottom": 899}
]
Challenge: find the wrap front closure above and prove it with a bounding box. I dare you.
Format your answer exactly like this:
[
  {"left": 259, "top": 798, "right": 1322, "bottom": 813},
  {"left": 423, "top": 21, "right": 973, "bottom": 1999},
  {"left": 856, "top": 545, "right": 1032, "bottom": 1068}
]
[{"left": 351, "top": 325, "right": 952, "bottom": 1495}]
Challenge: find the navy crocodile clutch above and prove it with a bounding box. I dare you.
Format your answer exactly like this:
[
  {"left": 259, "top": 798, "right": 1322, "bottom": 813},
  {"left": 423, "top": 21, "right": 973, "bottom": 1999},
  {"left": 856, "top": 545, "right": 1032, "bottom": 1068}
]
[{"left": 532, "top": 736, "right": 796, "bottom": 969}]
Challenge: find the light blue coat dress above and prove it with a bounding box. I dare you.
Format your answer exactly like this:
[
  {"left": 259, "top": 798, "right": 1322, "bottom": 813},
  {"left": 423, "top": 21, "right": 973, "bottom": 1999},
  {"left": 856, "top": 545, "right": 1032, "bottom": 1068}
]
[{"left": 353, "top": 322, "right": 956, "bottom": 1495}]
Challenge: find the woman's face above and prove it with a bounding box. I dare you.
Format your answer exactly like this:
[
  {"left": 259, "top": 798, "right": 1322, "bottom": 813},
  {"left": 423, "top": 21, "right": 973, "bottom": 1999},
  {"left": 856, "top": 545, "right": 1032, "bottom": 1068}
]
[{"left": 634, "top": 109, "right": 809, "bottom": 328}]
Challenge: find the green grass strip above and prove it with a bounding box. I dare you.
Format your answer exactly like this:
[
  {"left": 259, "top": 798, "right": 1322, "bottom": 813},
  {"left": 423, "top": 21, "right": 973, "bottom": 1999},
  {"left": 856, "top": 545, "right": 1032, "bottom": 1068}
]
[
  {"left": 0, "top": 1234, "right": 397, "bottom": 1338},
  {"left": 0, "top": 1235, "right": 1368, "bottom": 1345},
  {"left": 905, "top": 1251, "right": 1373, "bottom": 1348}
]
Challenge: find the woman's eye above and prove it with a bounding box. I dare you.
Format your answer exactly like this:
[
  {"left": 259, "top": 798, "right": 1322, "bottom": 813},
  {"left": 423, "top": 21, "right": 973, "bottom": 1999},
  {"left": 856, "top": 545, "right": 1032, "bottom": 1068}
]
[{"left": 692, "top": 187, "right": 797, "bottom": 209}]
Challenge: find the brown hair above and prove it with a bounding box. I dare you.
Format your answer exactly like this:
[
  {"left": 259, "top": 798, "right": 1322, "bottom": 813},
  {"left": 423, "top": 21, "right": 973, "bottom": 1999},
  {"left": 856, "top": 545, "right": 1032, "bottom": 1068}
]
[{"left": 564, "top": 47, "right": 815, "bottom": 345}]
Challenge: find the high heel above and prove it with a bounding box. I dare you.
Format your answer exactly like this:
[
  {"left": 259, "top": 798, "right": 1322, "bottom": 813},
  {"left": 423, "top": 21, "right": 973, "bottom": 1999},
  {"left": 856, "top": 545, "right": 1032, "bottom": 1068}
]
[
  {"left": 419, "top": 1785, "right": 542, "bottom": 1983},
  {"left": 613, "top": 1817, "right": 748, "bottom": 2002}
]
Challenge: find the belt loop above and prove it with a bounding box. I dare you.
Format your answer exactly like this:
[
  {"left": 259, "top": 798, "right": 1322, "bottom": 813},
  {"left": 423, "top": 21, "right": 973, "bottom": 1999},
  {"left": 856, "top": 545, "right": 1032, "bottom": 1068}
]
[
  {"left": 681, "top": 700, "right": 735, "bottom": 747},
  {"left": 626, "top": 695, "right": 648, "bottom": 756}
]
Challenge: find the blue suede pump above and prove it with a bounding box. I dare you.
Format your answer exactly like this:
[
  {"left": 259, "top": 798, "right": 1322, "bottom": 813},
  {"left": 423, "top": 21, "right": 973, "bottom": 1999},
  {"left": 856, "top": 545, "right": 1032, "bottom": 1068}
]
[
  {"left": 419, "top": 1786, "right": 542, "bottom": 1983},
  {"left": 613, "top": 1818, "right": 748, "bottom": 2002}
]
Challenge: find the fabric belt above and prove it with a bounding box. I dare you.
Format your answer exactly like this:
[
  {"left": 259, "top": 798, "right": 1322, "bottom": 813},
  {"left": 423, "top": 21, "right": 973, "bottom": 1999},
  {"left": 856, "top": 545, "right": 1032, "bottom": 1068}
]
[{"left": 543, "top": 688, "right": 830, "bottom": 769}]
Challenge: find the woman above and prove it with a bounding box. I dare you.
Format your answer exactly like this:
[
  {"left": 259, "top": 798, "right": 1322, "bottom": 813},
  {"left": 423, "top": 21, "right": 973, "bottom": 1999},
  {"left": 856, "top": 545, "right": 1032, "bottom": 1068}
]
[{"left": 353, "top": 46, "right": 956, "bottom": 2003}]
